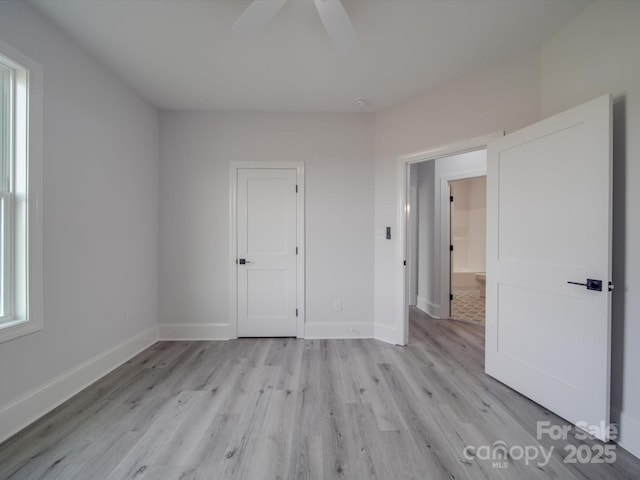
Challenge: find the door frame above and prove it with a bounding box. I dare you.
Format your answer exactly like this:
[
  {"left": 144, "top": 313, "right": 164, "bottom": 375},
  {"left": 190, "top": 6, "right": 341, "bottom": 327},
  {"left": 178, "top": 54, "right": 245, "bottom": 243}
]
[
  {"left": 229, "top": 161, "right": 306, "bottom": 339},
  {"left": 396, "top": 132, "right": 501, "bottom": 345},
  {"left": 443, "top": 172, "right": 487, "bottom": 318}
]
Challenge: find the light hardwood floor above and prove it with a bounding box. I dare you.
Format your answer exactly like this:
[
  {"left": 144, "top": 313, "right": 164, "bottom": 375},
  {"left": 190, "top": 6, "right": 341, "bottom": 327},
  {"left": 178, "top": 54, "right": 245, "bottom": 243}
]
[{"left": 1, "top": 308, "right": 639, "bottom": 479}]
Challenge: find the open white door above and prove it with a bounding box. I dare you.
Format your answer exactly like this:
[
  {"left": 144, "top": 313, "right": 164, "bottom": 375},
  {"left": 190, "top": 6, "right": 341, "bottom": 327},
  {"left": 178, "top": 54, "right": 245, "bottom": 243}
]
[{"left": 486, "top": 95, "right": 612, "bottom": 441}]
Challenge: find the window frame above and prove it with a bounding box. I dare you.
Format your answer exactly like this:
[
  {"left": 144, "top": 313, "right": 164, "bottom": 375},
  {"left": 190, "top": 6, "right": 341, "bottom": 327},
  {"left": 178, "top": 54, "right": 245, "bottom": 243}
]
[
  {"left": 0, "top": 61, "right": 15, "bottom": 322},
  {"left": 0, "top": 38, "right": 43, "bottom": 344}
]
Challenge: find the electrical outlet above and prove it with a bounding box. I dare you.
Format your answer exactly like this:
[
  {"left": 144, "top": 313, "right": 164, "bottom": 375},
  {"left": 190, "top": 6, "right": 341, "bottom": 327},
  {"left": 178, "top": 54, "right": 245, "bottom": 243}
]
[{"left": 334, "top": 300, "right": 342, "bottom": 311}]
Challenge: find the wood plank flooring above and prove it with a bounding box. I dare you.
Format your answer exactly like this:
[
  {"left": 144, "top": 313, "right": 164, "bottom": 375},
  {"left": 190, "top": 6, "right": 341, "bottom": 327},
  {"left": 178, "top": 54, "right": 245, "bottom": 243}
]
[{"left": 1, "top": 308, "right": 639, "bottom": 479}]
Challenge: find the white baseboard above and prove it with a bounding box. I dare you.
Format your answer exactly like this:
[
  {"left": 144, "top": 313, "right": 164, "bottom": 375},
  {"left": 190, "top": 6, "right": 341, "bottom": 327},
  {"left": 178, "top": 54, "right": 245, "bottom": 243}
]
[
  {"left": 304, "top": 322, "right": 373, "bottom": 339},
  {"left": 428, "top": 302, "right": 442, "bottom": 318},
  {"left": 416, "top": 296, "right": 441, "bottom": 318},
  {"left": 158, "top": 323, "right": 235, "bottom": 341},
  {"left": 416, "top": 295, "right": 429, "bottom": 313},
  {"left": 374, "top": 323, "right": 397, "bottom": 345},
  {"left": 0, "top": 325, "right": 158, "bottom": 445},
  {"left": 160, "top": 322, "right": 373, "bottom": 341},
  {"left": 612, "top": 408, "right": 640, "bottom": 459}
]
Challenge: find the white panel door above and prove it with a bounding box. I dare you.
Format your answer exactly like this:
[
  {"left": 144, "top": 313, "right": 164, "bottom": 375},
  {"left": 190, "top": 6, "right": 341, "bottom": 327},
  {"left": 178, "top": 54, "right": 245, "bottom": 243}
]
[
  {"left": 237, "top": 168, "right": 298, "bottom": 337},
  {"left": 486, "top": 95, "right": 612, "bottom": 441}
]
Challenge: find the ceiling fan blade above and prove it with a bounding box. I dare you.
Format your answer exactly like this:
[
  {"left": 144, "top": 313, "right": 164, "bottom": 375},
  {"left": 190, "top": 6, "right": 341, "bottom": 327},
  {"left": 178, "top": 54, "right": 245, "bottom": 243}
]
[
  {"left": 233, "top": 0, "right": 289, "bottom": 34},
  {"left": 314, "top": 0, "right": 358, "bottom": 55}
]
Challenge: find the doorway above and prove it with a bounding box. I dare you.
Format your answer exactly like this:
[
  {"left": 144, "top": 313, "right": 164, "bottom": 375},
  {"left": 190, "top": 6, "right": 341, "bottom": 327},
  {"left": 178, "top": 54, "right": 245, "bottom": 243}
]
[
  {"left": 449, "top": 176, "right": 486, "bottom": 325},
  {"left": 406, "top": 148, "right": 488, "bottom": 336}
]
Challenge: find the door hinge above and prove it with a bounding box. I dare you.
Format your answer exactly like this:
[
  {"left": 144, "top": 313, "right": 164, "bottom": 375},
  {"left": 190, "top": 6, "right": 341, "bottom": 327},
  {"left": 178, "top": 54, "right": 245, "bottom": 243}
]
[
  {"left": 296, "top": 308, "right": 299, "bottom": 317},
  {"left": 296, "top": 247, "right": 298, "bottom": 255},
  {"left": 403, "top": 260, "right": 407, "bottom": 266},
  {"left": 450, "top": 195, "right": 454, "bottom": 202},
  {"left": 450, "top": 293, "right": 454, "bottom": 301},
  {"left": 296, "top": 184, "right": 298, "bottom": 193},
  {"left": 450, "top": 245, "right": 454, "bottom": 252}
]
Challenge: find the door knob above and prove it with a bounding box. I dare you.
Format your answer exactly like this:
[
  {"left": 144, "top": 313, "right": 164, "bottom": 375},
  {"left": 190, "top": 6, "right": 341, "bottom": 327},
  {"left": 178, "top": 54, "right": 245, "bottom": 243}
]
[
  {"left": 567, "top": 279, "right": 602, "bottom": 291},
  {"left": 238, "top": 258, "right": 252, "bottom": 265}
]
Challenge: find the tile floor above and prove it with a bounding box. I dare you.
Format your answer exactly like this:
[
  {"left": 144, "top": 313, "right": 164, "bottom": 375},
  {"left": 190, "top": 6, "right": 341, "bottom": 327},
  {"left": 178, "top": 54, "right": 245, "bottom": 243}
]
[{"left": 451, "top": 288, "right": 485, "bottom": 325}]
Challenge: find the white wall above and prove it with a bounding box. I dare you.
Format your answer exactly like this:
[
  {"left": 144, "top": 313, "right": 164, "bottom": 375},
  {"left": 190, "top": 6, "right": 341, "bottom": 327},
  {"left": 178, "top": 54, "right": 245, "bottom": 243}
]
[
  {"left": 540, "top": 0, "right": 640, "bottom": 458},
  {"left": 415, "top": 161, "right": 435, "bottom": 314},
  {"left": 468, "top": 177, "right": 487, "bottom": 273},
  {"left": 451, "top": 176, "right": 486, "bottom": 273},
  {"left": 0, "top": 1, "right": 159, "bottom": 442},
  {"left": 373, "top": 52, "right": 541, "bottom": 338},
  {"left": 159, "top": 112, "right": 374, "bottom": 339},
  {"left": 408, "top": 164, "right": 419, "bottom": 306}
]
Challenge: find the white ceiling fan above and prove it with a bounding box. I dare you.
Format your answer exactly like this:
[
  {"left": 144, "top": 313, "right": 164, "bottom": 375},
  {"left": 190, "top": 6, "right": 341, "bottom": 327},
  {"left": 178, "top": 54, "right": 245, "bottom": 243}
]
[{"left": 233, "top": 0, "right": 358, "bottom": 55}]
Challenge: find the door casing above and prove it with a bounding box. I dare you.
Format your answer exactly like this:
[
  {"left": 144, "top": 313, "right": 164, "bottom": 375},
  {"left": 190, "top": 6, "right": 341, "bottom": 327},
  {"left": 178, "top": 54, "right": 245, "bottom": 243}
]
[{"left": 229, "top": 161, "right": 305, "bottom": 338}]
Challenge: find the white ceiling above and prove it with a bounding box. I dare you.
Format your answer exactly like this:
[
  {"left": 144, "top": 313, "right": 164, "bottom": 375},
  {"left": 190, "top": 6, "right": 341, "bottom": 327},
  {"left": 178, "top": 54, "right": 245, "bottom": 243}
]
[{"left": 29, "top": 0, "right": 590, "bottom": 112}]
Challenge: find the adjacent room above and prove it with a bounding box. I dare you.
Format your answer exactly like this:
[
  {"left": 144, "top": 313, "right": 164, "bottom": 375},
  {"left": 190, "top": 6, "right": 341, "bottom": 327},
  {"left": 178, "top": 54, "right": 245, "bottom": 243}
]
[
  {"left": 1, "top": 1, "right": 639, "bottom": 478},
  {"left": 450, "top": 176, "right": 487, "bottom": 324}
]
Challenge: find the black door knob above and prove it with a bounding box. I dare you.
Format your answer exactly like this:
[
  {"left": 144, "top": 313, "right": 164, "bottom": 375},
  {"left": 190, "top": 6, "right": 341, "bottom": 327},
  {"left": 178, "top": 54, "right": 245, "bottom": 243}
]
[{"left": 567, "top": 279, "right": 602, "bottom": 291}]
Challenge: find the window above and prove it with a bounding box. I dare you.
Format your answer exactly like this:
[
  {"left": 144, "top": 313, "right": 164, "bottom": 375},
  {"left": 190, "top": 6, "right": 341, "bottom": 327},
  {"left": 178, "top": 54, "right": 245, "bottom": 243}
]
[{"left": 0, "top": 39, "right": 43, "bottom": 343}]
